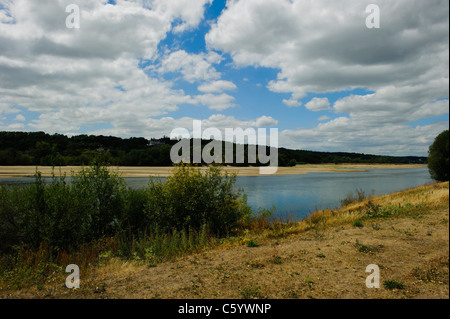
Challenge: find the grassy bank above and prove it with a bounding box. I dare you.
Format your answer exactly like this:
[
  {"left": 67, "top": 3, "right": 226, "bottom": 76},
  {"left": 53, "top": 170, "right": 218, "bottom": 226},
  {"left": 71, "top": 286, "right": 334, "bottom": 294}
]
[{"left": 0, "top": 179, "right": 448, "bottom": 299}]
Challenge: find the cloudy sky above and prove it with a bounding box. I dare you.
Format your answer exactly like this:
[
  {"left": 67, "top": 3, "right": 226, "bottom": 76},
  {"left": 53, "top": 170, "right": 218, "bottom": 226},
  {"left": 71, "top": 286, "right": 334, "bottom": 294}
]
[{"left": 0, "top": 0, "right": 448, "bottom": 156}]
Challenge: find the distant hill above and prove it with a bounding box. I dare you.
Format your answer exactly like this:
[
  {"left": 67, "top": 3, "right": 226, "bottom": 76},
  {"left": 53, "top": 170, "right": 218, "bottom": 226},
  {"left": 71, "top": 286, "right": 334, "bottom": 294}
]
[{"left": 0, "top": 131, "right": 427, "bottom": 167}]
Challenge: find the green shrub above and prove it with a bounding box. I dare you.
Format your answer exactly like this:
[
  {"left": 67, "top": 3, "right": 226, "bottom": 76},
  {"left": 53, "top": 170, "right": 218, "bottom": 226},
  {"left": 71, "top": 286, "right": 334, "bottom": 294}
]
[{"left": 144, "top": 165, "right": 252, "bottom": 236}]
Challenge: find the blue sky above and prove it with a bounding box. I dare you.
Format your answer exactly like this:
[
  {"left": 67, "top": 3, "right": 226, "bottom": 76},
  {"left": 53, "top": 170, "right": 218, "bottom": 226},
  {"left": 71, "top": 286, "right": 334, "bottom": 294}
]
[{"left": 0, "top": 0, "right": 448, "bottom": 156}]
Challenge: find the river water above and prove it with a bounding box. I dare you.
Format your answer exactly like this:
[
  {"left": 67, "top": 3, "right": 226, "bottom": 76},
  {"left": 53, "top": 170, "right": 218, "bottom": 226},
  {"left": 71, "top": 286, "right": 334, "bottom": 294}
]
[{"left": 1, "top": 167, "right": 432, "bottom": 219}]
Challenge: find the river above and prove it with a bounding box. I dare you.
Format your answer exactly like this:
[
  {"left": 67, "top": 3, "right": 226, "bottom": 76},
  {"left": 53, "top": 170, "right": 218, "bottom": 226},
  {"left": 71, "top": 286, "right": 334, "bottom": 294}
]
[{"left": 1, "top": 167, "right": 432, "bottom": 219}]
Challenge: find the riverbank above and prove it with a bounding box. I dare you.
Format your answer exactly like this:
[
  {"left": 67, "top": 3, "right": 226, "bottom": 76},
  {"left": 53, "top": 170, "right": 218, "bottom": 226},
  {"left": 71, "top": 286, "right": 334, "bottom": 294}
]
[
  {"left": 0, "top": 163, "right": 427, "bottom": 178},
  {"left": 2, "top": 181, "right": 447, "bottom": 299}
]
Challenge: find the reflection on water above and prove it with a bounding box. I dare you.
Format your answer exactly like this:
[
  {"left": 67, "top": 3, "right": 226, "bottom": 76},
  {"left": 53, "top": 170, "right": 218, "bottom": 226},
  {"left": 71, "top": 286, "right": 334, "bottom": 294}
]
[{"left": 1, "top": 167, "right": 432, "bottom": 219}]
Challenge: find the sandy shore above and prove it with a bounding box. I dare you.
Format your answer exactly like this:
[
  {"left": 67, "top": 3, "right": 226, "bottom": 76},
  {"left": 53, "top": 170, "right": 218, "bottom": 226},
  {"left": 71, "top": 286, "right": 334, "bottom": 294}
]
[{"left": 0, "top": 164, "right": 427, "bottom": 178}]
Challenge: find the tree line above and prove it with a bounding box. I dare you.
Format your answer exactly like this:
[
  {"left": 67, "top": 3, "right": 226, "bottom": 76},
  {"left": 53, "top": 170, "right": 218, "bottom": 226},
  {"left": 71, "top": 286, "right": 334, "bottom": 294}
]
[{"left": 0, "top": 131, "right": 427, "bottom": 167}]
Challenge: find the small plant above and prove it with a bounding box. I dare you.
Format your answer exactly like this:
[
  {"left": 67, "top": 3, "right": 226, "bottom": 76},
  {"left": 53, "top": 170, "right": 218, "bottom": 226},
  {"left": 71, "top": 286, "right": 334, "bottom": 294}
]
[
  {"left": 271, "top": 245, "right": 283, "bottom": 264},
  {"left": 246, "top": 240, "right": 260, "bottom": 247},
  {"left": 371, "top": 223, "right": 381, "bottom": 230},
  {"left": 304, "top": 277, "right": 314, "bottom": 289},
  {"left": 411, "top": 257, "right": 449, "bottom": 284},
  {"left": 364, "top": 200, "right": 382, "bottom": 217},
  {"left": 316, "top": 253, "right": 326, "bottom": 258},
  {"left": 340, "top": 188, "right": 367, "bottom": 207},
  {"left": 240, "top": 285, "right": 264, "bottom": 299},
  {"left": 246, "top": 261, "right": 265, "bottom": 269},
  {"left": 352, "top": 220, "right": 364, "bottom": 228},
  {"left": 354, "top": 239, "right": 380, "bottom": 254},
  {"left": 383, "top": 280, "right": 404, "bottom": 290},
  {"left": 272, "top": 255, "right": 283, "bottom": 264}
]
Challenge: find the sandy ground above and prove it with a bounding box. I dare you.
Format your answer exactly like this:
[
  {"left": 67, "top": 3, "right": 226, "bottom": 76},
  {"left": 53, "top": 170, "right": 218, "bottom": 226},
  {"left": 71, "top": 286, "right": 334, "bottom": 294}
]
[
  {"left": 3, "top": 182, "right": 447, "bottom": 299},
  {"left": 0, "top": 164, "right": 426, "bottom": 178}
]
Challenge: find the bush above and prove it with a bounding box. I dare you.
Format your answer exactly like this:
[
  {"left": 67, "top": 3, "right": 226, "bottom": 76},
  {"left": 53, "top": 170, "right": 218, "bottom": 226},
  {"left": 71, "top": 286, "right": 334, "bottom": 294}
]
[
  {"left": 428, "top": 130, "right": 449, "bottom": 181},
  {"left": 144, "top": 165, "right": 252, "bottom": 236},
  {"left": 14, "top": 165, "right": 126, "bottom": 251},
  {"left": 0, "top": 163, "right": 253, "bottom": 254}
]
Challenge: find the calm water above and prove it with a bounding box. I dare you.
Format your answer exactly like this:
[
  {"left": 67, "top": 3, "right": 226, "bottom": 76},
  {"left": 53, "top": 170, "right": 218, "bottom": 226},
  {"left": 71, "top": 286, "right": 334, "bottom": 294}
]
[
  {"left": 1, "top": 167, "right": 432, "bottom": 219},
  {"left": 234, "top": 167, "right": 432, "bottom": 218}
]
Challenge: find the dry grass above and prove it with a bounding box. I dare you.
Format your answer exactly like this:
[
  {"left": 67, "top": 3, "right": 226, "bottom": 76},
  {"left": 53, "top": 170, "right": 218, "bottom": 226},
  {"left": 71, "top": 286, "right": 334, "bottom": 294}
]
[{"left": 1, "top": 182, "right": 448, "bottom": 299}]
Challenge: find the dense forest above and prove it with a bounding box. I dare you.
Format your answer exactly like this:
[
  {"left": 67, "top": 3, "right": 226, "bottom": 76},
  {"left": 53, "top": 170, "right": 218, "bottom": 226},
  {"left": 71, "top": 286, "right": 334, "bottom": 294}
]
[{"left": 0, "top": 131, "right": 427, "bottom": 167}]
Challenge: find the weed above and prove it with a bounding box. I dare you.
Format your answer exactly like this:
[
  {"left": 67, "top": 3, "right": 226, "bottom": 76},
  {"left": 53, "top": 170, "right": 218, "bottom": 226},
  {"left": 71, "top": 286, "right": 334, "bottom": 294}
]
[
  {"left": 240, "top": 285, "right": 265, "bottom": 299},
  {"left": 383, "top": 280, "right": 404, "bottom": 290},
  {"left": 340, "top": 188, "right": 369, "bottom": 207},
  {"left": 371, "top": 223, "right": 381, "bottom": 230},
  {"left": 352, "top": 220, "right": 364, "bottom": 228},
  {"left": 272, "top": 256, "right": 283, "bottom": 264},
  {"left": 304, "top": 277, "right": 314, "bottom": 289},
  {"left": 246, "top": 261, "right": 265, "bottom": 269},
  {"left": 411, "top": 256, "right": 449, "bottom": 284},
  {"left": 246, "top": 240, "right": 260, "bottom": 248},
  {"left": 271, "top": 245, "right": 283, "bottom": 264},
  {"left": 354, "top": 239, "right": 380, "bottom": 254}
]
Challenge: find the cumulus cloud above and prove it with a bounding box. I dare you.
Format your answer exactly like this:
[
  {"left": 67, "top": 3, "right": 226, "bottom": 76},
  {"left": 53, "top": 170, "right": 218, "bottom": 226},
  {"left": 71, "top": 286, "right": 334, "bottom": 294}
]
[
  {"left": 318, "top": 115, "right": 330, "bottom": 122},
  {"left": 14, "top": 114, "right": 26, "bottom": 122},
  {"left": 280, "top": 118, "right": 448, "bottom": 156},
  {"left": 1, "top": 0, "right": 448, "bottom": 156},
  {"left": 282, "top": 97, "right": 302, "bottom": 108},
  {"left": 0, "top": 0, "right": 213, "bottom": 135},
  {"left": 158, "top": 50, "right": 223, "bottom": 83},
  {"left": 193, "top": 93, "right": 236, "bottom": 111},
  {"left": 305, "top": 97, "right": 331, "bottom": 112},
  {"left": 89, "top": 113, "right": 279, "bottom": 139},
  {"left": 198, "top": 80, "right": 237, "bottom": 93},
  {"left": 206, "top": 0, "right": 449, "bottom": 155}
]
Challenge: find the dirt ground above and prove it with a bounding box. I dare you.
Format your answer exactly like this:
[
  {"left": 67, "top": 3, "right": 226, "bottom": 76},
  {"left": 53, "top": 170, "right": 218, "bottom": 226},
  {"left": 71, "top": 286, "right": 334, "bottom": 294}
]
[
  {"left": 3, "top": 182, "right": 448, "bottom": 299},
  {"left": 0, "top": 163, "right": 426, "bottom": 178}
]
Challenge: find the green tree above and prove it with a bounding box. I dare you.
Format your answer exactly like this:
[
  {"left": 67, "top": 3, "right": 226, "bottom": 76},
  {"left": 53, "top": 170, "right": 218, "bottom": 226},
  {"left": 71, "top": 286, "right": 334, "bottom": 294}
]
[{"left": 428, "top": 130, "right": 449, "bottom": 181}]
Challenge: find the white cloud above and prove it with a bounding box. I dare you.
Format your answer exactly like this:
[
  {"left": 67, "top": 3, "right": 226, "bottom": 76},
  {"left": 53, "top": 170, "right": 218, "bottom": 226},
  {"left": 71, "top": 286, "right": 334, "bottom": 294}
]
[
  {"left": 318, "top": 115, "right": 330, "bottom": 122},
  {"left": 280, "top": 119, "right": 448, "bottom": 156},
  {"left": 193, "top": 93, "right": 236, "bottom": 111},
  {"left": 0, "top": 0, "right": 212, "bottom": 134},
  {"left": 198, "top": 80, "right": 237, "bottom": 93},
  {"left": 14, "top": 113, "right": 26, "bottom": 122},
  {"left": 87, "top": 114, "right": 279, "bottom": 139},
  {"left": 254, "top": 115, "right": 278, "bottom": 127},
  {"left": 282, "top": 98, "right": 302, "bottom": 108},
  {"left": 159, "top": 50, "right": 223, "bottom": 83},
  {"left": 206, "top": 0, "right": 449, "bottom": 155},
  {"left": 305, "top": 97, "right": 331, "bottom": 112}
]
